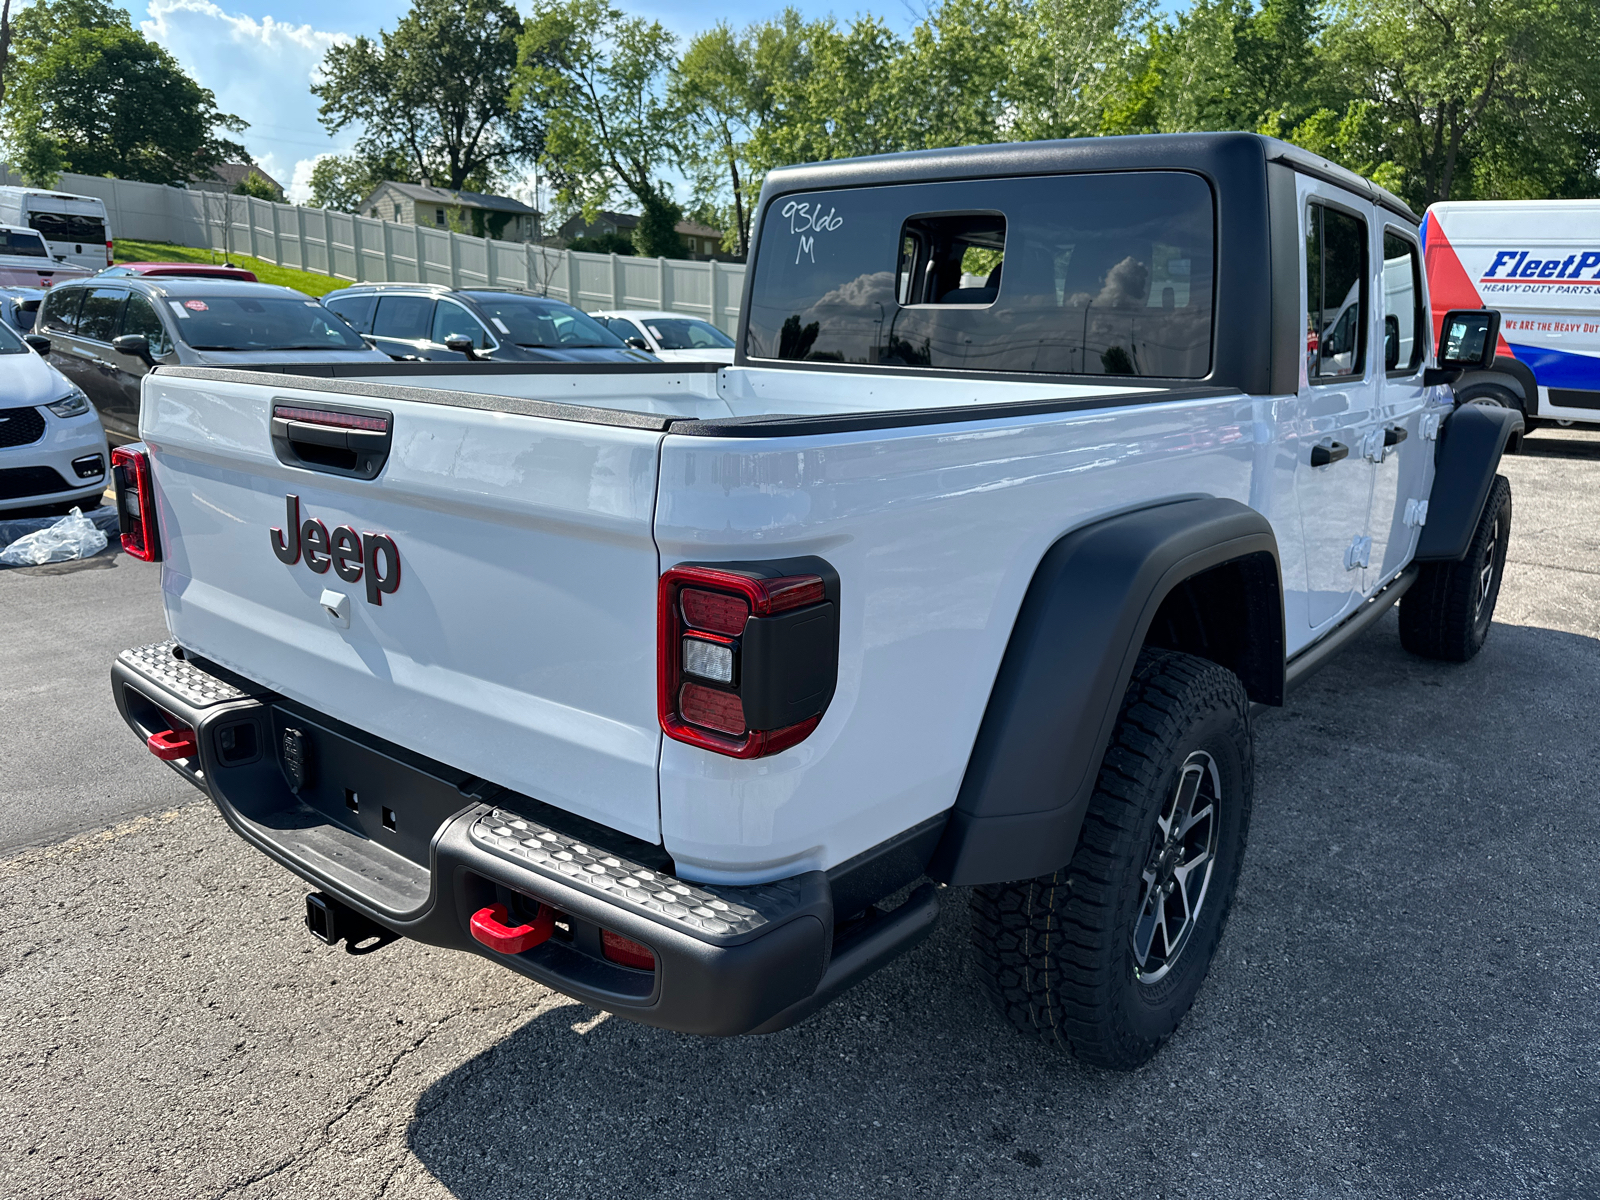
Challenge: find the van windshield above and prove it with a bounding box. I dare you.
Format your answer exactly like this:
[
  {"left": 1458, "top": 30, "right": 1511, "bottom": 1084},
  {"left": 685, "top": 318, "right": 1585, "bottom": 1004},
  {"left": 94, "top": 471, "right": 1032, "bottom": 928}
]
[
  {"left": 168, "top": 295, "right": 369, "bottom": 351},
  {"left": 28, "top": 212, "right": 106, "bottom": 244},
  {"left": 744, "top": 171, "right": 1215, "bottom": 378}
]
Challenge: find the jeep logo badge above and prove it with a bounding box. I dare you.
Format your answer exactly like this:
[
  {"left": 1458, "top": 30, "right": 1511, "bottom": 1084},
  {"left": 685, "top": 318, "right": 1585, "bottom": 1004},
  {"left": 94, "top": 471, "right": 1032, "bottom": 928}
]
[{"left": 270, "top": 494, "right": 400, "bottom": 606}]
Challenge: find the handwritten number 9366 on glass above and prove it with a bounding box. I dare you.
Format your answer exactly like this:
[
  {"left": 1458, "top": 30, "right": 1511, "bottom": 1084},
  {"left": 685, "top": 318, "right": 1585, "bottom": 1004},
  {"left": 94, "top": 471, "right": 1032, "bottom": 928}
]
[{"left": 783, "top": 200, "right": 845, "bottom": 264}]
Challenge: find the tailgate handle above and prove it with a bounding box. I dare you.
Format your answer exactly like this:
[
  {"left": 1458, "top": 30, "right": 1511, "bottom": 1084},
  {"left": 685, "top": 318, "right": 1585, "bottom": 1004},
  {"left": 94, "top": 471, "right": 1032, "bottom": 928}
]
[
  {"left": 147, "top": 728, "right": 198, "bottom": 760},
  {"left": 270, "top": 401, "right": 392, "bottom": 481},
  {"left": 470, "top": 903, "right": 555, "bottom": 955}
]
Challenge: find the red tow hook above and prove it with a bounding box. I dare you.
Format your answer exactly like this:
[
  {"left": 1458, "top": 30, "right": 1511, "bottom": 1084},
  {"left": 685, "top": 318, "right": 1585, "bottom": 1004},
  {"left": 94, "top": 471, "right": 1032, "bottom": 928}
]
[
  {"left": 470, "top": 903, "right": 555, "bottom": 955},
  {"left": 146, "top": 728, "right": 198, "bottom": 760}
]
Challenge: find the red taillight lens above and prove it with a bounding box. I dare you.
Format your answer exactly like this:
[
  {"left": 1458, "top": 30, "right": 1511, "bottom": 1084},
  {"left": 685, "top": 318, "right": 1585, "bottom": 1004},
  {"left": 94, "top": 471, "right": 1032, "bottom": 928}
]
[
  {"left": 110, "top": 445, "right": 161, "bottom": 561},
  {"left": 106, "top": 240, "right": 114, "bottom": 267},
  {"left": 679, "top": 682, "right": 745, "bottom": 734},
  {"left": 658, "top": 563, "right": 837, "bottom": 759},
  {"left": 681, "top": 587, "right": 748, "bottom": 634},
  {"left": 601, "top": 929, "right": 656, "bottom": 970}
]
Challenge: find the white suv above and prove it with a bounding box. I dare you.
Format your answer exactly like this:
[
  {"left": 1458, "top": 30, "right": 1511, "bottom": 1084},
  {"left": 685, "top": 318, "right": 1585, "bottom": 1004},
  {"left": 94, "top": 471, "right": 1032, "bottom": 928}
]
[{"left": 0, "top": 322, "right": 108, "bottom": 515}]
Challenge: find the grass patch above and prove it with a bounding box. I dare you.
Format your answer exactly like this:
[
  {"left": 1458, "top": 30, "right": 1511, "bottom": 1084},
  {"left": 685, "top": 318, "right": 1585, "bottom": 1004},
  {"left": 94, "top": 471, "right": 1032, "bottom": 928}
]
[{"left": 111, "top": 239, "right": 348, "bottom": 297}]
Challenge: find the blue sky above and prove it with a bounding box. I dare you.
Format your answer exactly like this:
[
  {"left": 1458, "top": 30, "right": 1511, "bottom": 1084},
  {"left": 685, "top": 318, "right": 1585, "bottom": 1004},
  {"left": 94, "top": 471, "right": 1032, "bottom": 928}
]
[{"left": 126, "top": 0, "right": 934, "bottom": 204}]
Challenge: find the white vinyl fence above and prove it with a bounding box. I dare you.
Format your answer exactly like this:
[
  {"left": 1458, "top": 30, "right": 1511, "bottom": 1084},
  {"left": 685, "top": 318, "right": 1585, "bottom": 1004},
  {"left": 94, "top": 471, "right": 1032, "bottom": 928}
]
[{"left": 0, "top": 167, "right": 745, "bottom": 334}]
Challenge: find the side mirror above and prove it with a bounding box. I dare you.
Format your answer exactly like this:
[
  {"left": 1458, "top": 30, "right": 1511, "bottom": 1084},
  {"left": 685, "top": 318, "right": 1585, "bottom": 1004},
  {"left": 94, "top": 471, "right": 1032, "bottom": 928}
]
[
  {"left": 624, "top": 336, "right": 651, "bottom": 352},
  {"left": 1425, "top": 308, "right": 1499, "bottom": 385},
  {"left": 443, "top": 333, "right": 482, "bottom": 361},
  {"left": 112, "top": 333, "right": 156, "bottom": 366},
  {"left": 23, "top": 333, "right": 50, "bottom": 356}
]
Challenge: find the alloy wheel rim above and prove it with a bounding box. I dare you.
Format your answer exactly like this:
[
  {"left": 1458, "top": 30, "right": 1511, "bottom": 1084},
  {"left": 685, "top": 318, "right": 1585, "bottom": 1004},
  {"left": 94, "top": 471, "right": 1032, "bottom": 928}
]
[
  {"left": 1476, "top": 513, "right": 1500, "bottom": 622},
  {"left": 1132, "top": 750, "right": 1221, "bottom": 985}
]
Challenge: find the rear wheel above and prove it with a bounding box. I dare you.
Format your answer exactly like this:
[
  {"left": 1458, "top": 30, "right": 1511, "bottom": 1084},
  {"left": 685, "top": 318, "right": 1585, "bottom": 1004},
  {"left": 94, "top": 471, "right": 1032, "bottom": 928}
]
[
  {"left": 970, "top": 649, "right": 1253, "bottom": 1070},
  {"left": 1398, "top": 474, "right": 1511, "bottom": 662}
]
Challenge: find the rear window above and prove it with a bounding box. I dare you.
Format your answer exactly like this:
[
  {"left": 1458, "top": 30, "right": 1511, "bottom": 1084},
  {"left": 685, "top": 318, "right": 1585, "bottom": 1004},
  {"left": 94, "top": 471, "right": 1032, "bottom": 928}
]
[
  {"left": 744, "top": 172, "right": 1215, "bottom": 377},
  {"left": 0, "top": 230, "right": 48, "bottom": 257},
  {"left": 166, "top": 294, "right": 369, "bottom": 351},
  {"left": 37, "top": 286, "right": 84, "bottom": 334},
  {"left": 29, "top": 212, "right": 106, "bottom": 244}
]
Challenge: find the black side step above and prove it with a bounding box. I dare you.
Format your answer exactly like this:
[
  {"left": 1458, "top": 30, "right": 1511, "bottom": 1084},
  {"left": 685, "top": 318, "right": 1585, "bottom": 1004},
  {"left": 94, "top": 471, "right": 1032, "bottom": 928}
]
[
  {"left": 750, "top": 883, "right": 941, "bottom": 1035},
  {"left": 1283, "top": 565, "right": 1419, "bottom": 693}
]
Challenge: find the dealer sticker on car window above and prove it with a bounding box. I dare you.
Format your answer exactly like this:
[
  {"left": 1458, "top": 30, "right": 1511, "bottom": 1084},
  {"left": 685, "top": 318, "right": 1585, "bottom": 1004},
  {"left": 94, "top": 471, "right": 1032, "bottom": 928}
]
[
  {"left": 184, "top": 300, "right": 208, "bottom": 311},
  {"left": 491, "top": 318, "right": 510, "bottom": 335}
]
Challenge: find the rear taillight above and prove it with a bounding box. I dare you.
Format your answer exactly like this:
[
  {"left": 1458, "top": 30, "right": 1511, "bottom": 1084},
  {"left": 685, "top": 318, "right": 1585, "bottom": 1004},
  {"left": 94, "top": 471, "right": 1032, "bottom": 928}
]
[
  {"left": 658, "top": 561, "right": 838, "bottom": 759},
  {"left": 110, "top": 444, "right": 161, "bottom": 561},
  {"left": 601, "top": 929, "right": 656, "bottom": 971},
  {"left": 106, "top": 240, "right": 114, "bottom": 267}
]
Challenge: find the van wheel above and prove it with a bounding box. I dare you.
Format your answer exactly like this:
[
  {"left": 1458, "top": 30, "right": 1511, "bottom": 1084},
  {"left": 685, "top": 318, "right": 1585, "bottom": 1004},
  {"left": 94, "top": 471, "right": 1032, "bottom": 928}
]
[
  {"left": 1459, "top": 385, "right": 1526, "bottom": 452},
  {"left": 969, "top": 649, "right": 1253, "bottom": 1070},
  {"left": 1398, "top": 474, "right": 1511, "bottom": 662}
]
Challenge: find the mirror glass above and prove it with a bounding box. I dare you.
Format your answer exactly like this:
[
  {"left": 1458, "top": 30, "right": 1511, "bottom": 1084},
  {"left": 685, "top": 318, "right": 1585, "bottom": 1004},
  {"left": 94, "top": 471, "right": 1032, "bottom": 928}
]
[{"left": 1438, "top": 310, "right": 1497, "bottom": 368}]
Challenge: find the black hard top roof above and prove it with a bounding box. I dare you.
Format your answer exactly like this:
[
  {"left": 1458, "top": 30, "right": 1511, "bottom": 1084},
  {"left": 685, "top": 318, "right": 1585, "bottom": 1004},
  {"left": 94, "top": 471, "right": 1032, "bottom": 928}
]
[{"left": 759, "top": 132, "right": 1418, "bottom": 224}]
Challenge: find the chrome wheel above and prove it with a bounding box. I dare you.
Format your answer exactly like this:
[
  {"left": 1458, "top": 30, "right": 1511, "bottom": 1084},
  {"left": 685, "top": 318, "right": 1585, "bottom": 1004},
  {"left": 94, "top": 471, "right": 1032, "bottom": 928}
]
[{"left": 1132, "top": 750, "right": 1221, "bottom": 984}]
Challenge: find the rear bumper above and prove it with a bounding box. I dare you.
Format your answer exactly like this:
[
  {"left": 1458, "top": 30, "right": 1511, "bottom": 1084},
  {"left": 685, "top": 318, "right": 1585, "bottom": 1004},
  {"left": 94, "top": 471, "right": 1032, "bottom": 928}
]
[{"left": 111, "top": 641, "right": 938, "bottom": 1035}]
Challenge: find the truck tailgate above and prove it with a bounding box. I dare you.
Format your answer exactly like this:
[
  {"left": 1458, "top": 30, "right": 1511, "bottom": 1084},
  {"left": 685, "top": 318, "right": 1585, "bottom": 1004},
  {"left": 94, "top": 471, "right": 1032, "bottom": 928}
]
[{"left": 142, "top": 375, "right": 664, "bottom": 842}]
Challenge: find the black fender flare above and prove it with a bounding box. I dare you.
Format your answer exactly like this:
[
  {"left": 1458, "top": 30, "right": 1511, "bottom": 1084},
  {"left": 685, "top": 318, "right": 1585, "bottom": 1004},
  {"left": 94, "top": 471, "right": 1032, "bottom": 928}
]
[
  {"left": 1454, "top": 355, "right": 1540, "bottom": 416},
  {"left": 1415, "top": 404, "right": 1521, "bottom": 563},
  {"left": 927, "top": 498, "right": 1282, "bottom": 887}
]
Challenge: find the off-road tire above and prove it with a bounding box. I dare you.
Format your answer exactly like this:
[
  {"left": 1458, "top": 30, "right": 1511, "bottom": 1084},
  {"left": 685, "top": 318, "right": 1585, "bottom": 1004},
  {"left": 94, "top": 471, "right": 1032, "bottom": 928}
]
[
  {"left": 1458, "top": 385, "right": 1526, "bottom": 452},
  {"left": 1398, "top": 474, "right": 1511, "bottom": 662},
  {"left": 970, "top": 648, "right": 1253, "bottom": 1071}
]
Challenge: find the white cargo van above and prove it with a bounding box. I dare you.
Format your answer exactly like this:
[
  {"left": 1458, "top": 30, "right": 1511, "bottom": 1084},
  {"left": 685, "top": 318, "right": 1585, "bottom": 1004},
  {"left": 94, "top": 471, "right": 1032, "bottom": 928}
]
[
  {"left": 1424, "top": 199, "right": 1600, "bottom": 434},
  {"left": 0, "top": 187, "right": 112, "bottom": 271}
]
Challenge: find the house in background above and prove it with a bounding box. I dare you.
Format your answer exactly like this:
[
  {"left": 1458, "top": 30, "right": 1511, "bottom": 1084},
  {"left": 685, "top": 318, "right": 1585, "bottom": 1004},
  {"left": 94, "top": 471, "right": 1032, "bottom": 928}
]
[
  {"left": 557, "top": 210, "right": 737, "bottom": 261},
  {"left": 358, "top": 182, "right": 540, "bottom": 242},
  {"left": 190, "top": 163, "right": 285, "bottom": 200}
]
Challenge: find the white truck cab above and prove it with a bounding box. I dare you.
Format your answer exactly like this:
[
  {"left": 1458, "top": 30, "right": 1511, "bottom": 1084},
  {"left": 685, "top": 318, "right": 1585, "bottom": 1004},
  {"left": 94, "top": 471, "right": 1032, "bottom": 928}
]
[{"left": 107, "top": 134, "right": 1519, "bottom": 1069}]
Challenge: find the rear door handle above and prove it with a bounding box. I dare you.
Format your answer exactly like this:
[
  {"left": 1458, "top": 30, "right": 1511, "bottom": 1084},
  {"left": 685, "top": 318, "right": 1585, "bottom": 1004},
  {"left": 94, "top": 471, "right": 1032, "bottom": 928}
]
[
  {"left": 1384, "top": 425, "right": 1408, "bottom": 446},
  {"left": 1310, "top": 440, "right": 1349, "bottom": 467}
]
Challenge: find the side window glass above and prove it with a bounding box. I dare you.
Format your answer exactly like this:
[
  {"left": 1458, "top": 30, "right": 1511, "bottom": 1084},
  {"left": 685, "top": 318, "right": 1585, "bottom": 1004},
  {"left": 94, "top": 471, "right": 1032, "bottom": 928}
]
[
  {"left": 326, "top": 294, "right": 376, "bottom": 333},
  {"left": 120, "top": 293, "right": 172, "bottom": 357},
  {"left": 38, "top": 287, "right": 84, "bottom": 335},
  {"left": 1381, "top": 230, "right": 1425, "bottom": 373},
  {"left": 430, "top": 300, "right": 491, "bottom": 349},
  {"left": 372, "top": 295, "right": 434, "bottom": 340},
  {"left": 76, "top": 287, "right": 127, "bottom": 343},
  {"left": 1305, "top": 202, "right": 1368, "bottom": 381}
]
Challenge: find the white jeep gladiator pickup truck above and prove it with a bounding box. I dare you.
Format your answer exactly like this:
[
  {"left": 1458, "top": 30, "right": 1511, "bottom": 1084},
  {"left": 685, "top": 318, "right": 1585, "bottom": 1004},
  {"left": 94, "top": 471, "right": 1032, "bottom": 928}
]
[{"left": 110, "top": 134, "right": 1520, "bottom": 1069}]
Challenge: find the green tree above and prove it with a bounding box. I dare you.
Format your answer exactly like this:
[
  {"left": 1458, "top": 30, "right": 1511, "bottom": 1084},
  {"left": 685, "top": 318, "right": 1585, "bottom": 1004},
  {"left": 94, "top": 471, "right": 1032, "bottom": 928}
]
[
  {"left": 1306, "top": 0, "right": 1600, "bottom": 205},
  {"left": 231, "top": 170, "right": 281, "bottom": 201},
  {"left": 516, "top": 0, "right": 685, "bottom": 258},
  {"left": 671, "top": 23, "right": 757, "bottom": 255},
  {"left": 307, "top": 148, "right": 419, "bottom": 212},
  {"left": 3, "top": 0, "right": 245, "bottom": 186},
  {"left": 1001, "top": 0, "right": 1152, "bottom": 140},
  {"left": 314, "top": 0, "right": 538, "bottom": 194}
]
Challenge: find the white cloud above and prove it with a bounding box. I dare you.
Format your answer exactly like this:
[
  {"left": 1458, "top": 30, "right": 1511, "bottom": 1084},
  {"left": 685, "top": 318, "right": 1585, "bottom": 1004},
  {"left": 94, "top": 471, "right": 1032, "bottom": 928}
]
[{"left": 140, "top": 1, "right": 356, "bottom": 196}]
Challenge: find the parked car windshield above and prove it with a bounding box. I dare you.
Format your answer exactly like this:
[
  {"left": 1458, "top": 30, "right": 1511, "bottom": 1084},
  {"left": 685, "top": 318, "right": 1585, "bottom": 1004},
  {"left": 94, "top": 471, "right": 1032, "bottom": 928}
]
[
  {"left": 640, "top": 317, "right": 734, "bottom": 350},
  {"left": 165, "top": 294, "right": 368, "bottom": 351},
  {"left": 462, "top": 293, "right": 625, "bottom": 349},
  {"left": 0, "top": 318, "right": 28, "bottom": 353},
  {"left": 0, "top": 231, "right": 49, "bottom": 258},
  {"left": 744, "top": 171, "right": 1216, "bottom": 377}
]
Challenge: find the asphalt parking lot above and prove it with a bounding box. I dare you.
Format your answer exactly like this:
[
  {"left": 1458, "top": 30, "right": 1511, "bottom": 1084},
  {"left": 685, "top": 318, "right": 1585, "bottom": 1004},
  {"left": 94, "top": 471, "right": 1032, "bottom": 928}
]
[{"left": 2, "top": 431, "right": 1597, "bottom": 1200}]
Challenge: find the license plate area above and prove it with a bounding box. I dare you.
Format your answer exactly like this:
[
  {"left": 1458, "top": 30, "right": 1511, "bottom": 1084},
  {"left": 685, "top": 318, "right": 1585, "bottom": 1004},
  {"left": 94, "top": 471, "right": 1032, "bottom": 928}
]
[{"left": 269, "top": 703, "right": 479, "bottom": 869}]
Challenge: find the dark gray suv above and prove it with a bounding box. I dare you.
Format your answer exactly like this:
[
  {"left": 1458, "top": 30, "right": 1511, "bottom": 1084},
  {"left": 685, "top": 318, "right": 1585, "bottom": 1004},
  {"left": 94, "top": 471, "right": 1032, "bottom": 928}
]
[
  {"left": 33, "top": 277, "right": 389, "bottom": 441},
  {"left": 321, "top": 284, "right": 655, "bottom": 364}
]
